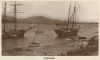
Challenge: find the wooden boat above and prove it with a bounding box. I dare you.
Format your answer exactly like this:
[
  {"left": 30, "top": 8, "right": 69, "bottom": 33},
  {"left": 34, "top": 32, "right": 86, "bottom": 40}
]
[
  {"left": 28, "top": 41, "right": 40, "bottom": 47},
  {"left": 28, "top": 33, "right": 40, "bottom": 47},
  {"left": 55, "top": 28, "right": 78, "bottom": 37},
  {"left": 54, "top": 2, "right": 79, "bottom": 37},
  {"left": 2, "top": 2, "right": 35, "bottom": 38}
]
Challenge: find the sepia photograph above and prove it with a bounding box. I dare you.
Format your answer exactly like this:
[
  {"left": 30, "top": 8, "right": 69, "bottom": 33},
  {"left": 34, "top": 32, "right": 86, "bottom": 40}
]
[{"left": 1, "top": 0, "right": 99, "bottom": 56}]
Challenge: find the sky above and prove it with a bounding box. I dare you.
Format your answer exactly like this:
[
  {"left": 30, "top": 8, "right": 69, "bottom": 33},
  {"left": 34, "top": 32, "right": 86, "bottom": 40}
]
[{"left": 2, "top": 1, "right": 99, "bottom": 22}]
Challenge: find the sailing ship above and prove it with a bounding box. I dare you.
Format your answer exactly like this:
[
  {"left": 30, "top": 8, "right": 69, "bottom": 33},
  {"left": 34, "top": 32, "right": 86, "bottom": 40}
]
[
  {"left": 54, "top": 2, "right": 79, "bottom": 37},
  {"left": 2, "top": 2, "right": 35, "bottom": 38}
]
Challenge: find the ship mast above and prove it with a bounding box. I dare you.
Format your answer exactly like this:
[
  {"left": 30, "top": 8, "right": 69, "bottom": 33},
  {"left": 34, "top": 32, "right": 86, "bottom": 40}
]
[
  {"left": 67, "top": 2, "right": 71, "bottom": 29},
  {"left": 10, "top": 1, "right": 23, "bottom": 31},
  {"left": 74, "top": 2, "right": 76, "bottom": 28},
  {"left": 3, "top": 2, "right": 7, "bottom": 32},
  {"left": 33, "top": 16, "right": 39, "bottom": 42},
  {"left": 69, "top": 5, "right": 80, "bottom": 23},
  {"left": 37, "top": 16, "right": 39, "bottom": 33},
  {"left": 72, "top": 2, "right": 76, "bottom": 29}
]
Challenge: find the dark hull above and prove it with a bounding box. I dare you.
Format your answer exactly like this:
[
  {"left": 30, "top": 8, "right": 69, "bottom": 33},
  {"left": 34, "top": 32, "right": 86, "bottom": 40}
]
[
  {"left": 54, "top": 29, "right": 78, "bottom": 37},
  {"left": 2, "top": 30, "right": 26, "bottom": 38},
  {"left": 2, "top": 32, "right": 10, "bottom": 38}
]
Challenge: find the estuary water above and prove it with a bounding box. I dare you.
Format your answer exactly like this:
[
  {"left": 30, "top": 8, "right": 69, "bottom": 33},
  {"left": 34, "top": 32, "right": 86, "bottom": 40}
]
[{"left": 2, "top": 23, "right": 98, "bottom": 50}]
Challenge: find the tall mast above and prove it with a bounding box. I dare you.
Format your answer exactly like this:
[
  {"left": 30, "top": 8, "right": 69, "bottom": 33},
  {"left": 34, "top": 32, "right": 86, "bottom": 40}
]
[
  {"left": 72, "top": 2, "right": 76, "bottom": 29},
  {"left": 37, "top": 16, "right": 39, "bottom": 32},
  {"left": 10, "top": 1, "right": 23, "bottom": 31},
  {"left": 33, "top": 16, "right": 39, "bottom": 42},
  {"left": 67, "top": 2, "right": 71, "bottom": 29},
  {"left": 3, "top": 2, "right": 7, "bottom": 32},
  {"left": 14, "top": 1, "right": 17, "bottom": 31},
  {"left": 69, "top": 4, "right": 80, "bottom": 23},
  {"left": 74, "top": 2, "right": 76, "bottom": 28}
]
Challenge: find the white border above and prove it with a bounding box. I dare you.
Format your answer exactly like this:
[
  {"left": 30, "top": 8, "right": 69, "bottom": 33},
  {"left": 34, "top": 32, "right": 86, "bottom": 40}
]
[{"left": 0, "top": 0, "right": 100, "bottom": 60}]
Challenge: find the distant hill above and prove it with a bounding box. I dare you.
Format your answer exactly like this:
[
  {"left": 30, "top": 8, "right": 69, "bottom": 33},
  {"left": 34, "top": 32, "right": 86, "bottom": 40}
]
[
  {"left": 2, "top": 15, "right": 14, "bottom": 23},
  {"left": 19, "top": 16, "right": 66, "bottom": 24},
  {"left": 2, "top": 15, "right": 66, "bottom": 24},
  {"left": 2, "top": 15, "right": 98, "bottom": 24}
]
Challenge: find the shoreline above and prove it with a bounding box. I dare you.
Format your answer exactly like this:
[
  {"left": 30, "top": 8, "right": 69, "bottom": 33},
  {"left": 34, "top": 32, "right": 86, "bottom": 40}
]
[{"left": 2, "top": 40, "right": 98, "bottom": 56}]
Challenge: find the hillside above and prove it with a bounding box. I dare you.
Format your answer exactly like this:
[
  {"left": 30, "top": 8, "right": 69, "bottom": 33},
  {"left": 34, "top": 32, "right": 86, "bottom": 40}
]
[
  {"left": 2, "top": 15, "right": 66, "bottom": 24},
  {"left": 19, "top": 16, "right": 66, "bottom": 24}
]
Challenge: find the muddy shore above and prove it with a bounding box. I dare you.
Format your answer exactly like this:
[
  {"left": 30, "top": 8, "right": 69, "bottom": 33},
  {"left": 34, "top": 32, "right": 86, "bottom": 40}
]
[{"left": 2, "top": 40, "right": 98, "bottom": 56}]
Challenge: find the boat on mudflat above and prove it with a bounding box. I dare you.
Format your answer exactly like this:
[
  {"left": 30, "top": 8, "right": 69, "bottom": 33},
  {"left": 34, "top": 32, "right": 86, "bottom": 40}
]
[
  {"left": 55, "top": 28, "right": 78, "bottom": 37},
  {"left": 54, "top": 2, "right": 79, "bottom": 37},
  {"left": 2, "top": 2, "right": 35, "bottom": 38}
]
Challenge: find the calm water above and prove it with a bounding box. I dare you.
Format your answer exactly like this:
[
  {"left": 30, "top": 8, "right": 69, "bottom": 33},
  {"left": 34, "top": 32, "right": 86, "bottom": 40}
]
[{"left": 2, "top": 23, "right": 98, "bottom": 50}]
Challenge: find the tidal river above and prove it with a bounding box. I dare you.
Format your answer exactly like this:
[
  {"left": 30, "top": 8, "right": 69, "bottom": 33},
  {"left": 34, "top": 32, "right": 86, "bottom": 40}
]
[{"left": 2, "top": 23, "right": 98, "bottom": 51}]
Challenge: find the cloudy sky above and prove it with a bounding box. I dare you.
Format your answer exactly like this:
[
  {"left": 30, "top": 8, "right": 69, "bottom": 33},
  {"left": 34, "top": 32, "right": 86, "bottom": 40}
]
[{"left": 2, "top": 1, "right": 99, "bottom": 22}]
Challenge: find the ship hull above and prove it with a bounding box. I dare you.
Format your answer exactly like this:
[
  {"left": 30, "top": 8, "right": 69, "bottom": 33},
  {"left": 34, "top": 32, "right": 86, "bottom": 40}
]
[
  {"left": 54, "top": 29, "right": 78, "bottom": 37},
  {"left": 2, "top": 30, "right": 26, "bottom": 38},
  {"left": 9, "top": 30, "right": 26, "bottom": 38},
  {"left": 2, "top": 32, "right": 10, "bottom": 38}
]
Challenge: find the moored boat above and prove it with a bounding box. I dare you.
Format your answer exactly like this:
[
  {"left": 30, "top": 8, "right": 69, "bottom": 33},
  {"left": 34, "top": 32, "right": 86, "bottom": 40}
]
[
  {"left": 2, "top": 2, "right": 35, "bottom": 39},
  {"left": 54, "top": 2, "right": 79, "bottom": 37}
]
